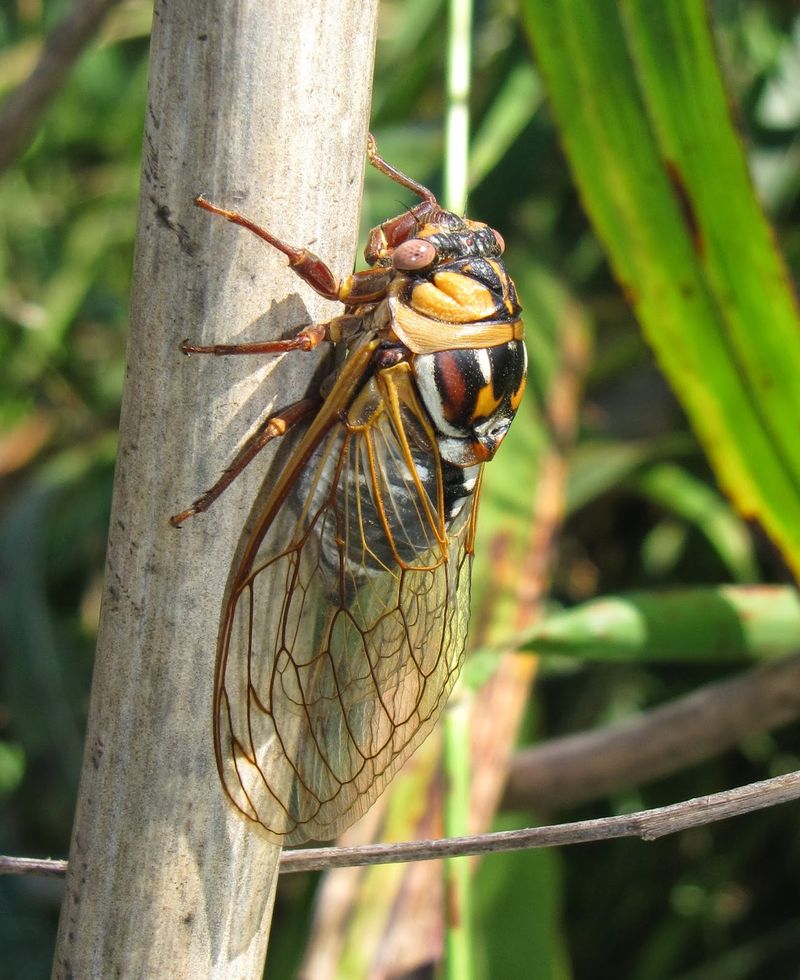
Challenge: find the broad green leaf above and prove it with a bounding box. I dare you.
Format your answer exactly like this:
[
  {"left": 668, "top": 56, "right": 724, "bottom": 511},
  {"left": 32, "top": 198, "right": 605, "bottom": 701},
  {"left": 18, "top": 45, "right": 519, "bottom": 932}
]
[
  {"left": 629, "top": 462, "right": 759, "bottom": 583},
  {"left": 469, "top": 61, "right": 541, "bottom": 189},
  {"left": 512, "top": 586, "right": 800, "bottom": 663},
  {"left": 522, "top": 0, "right": 800, "bottom": 579}
]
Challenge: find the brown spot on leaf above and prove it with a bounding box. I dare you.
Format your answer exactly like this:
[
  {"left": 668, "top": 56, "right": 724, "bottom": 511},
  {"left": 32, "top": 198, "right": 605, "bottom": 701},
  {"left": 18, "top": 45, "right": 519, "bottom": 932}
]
[{"left": 665, "top": 160, "right": 704, "bottom": 258}]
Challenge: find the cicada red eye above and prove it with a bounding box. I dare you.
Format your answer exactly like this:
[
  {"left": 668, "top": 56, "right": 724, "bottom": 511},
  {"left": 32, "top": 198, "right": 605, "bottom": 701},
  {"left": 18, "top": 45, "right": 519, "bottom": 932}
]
[{"left": 392, "top": 238, "right": 437, "bottom": 271}]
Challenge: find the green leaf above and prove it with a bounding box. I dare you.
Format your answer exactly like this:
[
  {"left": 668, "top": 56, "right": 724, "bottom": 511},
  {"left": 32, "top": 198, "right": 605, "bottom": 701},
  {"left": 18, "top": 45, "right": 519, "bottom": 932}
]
[
  {"left": 469, "top": 61, "right": 541, "bottom": 189},
  {"left": 521, "top": 0, "right": 800, "bottom": 579},
  {"left": 565, "top": 434, "right": 694, "bottom": 515},
  {"left": 629, "top": 462, "right": 759, "bottom": 583},
  {"left": 510, "top": 586, "right": 800, "bottom": 663}
]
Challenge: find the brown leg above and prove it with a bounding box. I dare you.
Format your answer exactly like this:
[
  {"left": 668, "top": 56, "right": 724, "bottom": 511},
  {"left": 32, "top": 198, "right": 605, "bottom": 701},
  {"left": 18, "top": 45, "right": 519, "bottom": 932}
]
[
  {"left": 181, "top": 321, "right": 328, "bottom": 357},
  {"left": 195, "top": 196, "right": 345, "bottom": 301},
  {"left": 170, "top": 397, "right": 319, "bottom": 527},
  {"left": 194, "top": 197, "right": 392, "bottom": 304},
  {"left": 180, "top": 313, "right": 370, "bottom": 357},
  {"left": 366, "top": 133, "right": 436, "bottom": 204}
]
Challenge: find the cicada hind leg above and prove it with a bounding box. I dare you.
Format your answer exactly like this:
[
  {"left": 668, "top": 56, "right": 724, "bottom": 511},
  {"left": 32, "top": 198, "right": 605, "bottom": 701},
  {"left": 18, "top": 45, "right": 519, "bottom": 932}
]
[
  {"left": 170, "top": 395, "right": 319, "bottom": 527},
  {"left": 173, "top": 307, "right": 356, "bottom": 527}
]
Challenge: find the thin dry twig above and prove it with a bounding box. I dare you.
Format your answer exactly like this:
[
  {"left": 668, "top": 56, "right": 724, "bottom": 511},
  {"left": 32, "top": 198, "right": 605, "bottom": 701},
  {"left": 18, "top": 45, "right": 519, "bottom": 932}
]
[
  {"left": 0, "top": 855, "right": 67, "bottom": 877},
  {"left": 504, "top": 652, "right": 800, "bottom": 812},
  {"left": 0, "top": 0, "right": 117, "bottom": 174},
  {"left": 4, "top": 771, "right": 798, "bottom": 879},
  {"left": 283, "top": 771, "right": 800, "bottom": 871}
]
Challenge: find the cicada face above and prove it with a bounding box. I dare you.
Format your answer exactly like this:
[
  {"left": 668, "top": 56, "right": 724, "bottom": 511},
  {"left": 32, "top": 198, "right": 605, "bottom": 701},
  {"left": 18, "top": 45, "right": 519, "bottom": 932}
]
[{"left": 178, "top": 137, "right": 526, "bottom": 844}]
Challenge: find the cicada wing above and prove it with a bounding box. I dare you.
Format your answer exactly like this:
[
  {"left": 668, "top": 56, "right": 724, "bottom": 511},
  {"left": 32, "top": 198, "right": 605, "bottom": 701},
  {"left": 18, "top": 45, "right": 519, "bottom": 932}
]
[{"left": 215, "top": 360, "right": 479, "bottom": 844}]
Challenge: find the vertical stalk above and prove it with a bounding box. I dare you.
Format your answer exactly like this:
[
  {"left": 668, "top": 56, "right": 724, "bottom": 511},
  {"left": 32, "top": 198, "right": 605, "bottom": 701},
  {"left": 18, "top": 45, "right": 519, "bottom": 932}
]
[
  {"left": 443, "top": 3, "right": 475, "bottom": 977},
  {"left": 444, "top": 0, "right": 473, "bottom": 215},
  {"left": 52, "top": 1, "right": 378, "bottom": 976},
  {"left": 443, "top": 695, "right": 474, "bottom": 980}
]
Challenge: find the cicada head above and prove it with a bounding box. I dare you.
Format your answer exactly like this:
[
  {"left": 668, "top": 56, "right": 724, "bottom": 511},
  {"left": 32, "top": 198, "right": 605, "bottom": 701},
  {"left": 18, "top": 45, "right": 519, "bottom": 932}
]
[
  {"left": 363, "top": 136, "right": 505, "bottom": 274},
  {"left": 365, "top": 206, "right": 506, "bottom": 274}
]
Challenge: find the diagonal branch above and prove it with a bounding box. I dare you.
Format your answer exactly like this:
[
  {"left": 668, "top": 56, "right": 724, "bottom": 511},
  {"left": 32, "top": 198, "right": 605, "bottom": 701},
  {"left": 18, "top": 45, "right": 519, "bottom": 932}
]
[
  {"left": 0, "top": 0, "right": 117, "bottom": 174},
  {"left": 504, "top": 652, "right": 800, "bottom": 812}
]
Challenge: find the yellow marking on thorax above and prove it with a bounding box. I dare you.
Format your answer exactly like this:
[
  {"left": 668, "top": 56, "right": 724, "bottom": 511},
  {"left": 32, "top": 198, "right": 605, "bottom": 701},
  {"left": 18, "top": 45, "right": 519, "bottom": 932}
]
[
  {"left": 473, "top": 382, "right": 502, "bottom": 420},
  {"left": 411, "top": 272, "right": 497, "bottom": 323},
  {"left": 486, "top": 259, "right": 517, "bottom": 316}
]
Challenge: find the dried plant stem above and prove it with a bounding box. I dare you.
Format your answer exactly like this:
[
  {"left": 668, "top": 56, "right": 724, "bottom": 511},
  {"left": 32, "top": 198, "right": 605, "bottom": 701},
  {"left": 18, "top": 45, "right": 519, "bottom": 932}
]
[
  {"left": 6, "top": 770, "right": 798, "bottom": 879},
  {"left": 504, "top": 652, "right": 800, "bottom": 812},
  {"left": 285, "top": 771, "right": 800, "bottom": 870},
  {"left": 50, "top": 1, "right": 378, "bottom": 977}
]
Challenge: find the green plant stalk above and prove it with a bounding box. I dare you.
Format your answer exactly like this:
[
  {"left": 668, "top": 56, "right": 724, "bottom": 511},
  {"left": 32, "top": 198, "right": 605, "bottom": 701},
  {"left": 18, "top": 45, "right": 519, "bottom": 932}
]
[
  {"left": 443, "top": 693, "right": 474, "bottom": 980},
  {"left": 444, "top": 0, "right": 472, "bottom": 215},
  {"left": 443, "top": 1, "right": 475, "bottom": 977}
]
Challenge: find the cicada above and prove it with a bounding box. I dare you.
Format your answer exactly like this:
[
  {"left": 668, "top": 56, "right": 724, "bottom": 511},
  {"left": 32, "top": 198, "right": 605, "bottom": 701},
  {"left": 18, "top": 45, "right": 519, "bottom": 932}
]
[{"left": 172, "top": 136, "right": 526, "bottom": 844}]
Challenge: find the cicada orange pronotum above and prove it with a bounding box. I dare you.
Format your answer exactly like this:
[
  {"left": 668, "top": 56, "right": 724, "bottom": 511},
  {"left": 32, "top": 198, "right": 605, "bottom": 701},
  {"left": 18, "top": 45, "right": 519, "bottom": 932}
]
[{"left": 172, "top": 135, "right": 526, "bottom": 844}]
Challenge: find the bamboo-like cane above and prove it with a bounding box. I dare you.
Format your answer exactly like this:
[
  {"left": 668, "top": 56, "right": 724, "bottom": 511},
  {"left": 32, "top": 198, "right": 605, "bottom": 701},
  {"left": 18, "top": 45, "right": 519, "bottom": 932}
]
[{"left": 53, "top": 2, "right": 379, "bottom": 976}]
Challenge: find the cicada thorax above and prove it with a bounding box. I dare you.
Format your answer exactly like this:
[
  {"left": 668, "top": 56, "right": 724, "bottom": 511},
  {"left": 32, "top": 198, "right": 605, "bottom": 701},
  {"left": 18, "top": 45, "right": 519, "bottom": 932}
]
[{"left": 377, "top": 212, "right": 527, "bottom": 469}]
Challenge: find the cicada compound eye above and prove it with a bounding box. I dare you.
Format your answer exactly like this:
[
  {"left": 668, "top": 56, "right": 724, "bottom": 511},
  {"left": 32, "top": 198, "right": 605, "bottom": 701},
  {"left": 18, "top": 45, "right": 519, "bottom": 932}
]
[
  {"left": 492, "top": 229, "right": 505, "bottom": 254},
  {"left": 392, "top": 238, "right": 437, "bottom": 271}
]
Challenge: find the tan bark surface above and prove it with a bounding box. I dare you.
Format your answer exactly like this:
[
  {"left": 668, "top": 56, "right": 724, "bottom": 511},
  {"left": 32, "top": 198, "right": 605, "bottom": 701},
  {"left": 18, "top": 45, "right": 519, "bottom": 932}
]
[{"left": 53, "top": 2, "right": 379, "bottom": 976}]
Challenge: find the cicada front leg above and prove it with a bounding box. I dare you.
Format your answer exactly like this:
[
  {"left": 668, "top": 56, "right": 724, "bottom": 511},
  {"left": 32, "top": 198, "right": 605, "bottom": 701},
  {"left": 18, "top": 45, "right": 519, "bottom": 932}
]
[
  {"left": 174, "top": 190, "right": 394, "bottom": 529},
  {"left": 179, "top": 314, "right": 361, "bottom": 357},
  {"left": 194, "top": 197, "right": 391, "bottom": 304}
]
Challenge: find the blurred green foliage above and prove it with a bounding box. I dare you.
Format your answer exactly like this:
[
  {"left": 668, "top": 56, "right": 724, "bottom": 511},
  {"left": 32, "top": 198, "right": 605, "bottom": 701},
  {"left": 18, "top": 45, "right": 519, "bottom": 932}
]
[{"left": 1, "top": 1, "right": 800, "bottom": 977}]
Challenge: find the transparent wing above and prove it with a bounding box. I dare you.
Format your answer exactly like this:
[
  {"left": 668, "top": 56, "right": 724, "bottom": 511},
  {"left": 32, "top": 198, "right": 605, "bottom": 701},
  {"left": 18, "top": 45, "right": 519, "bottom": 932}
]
[{"left": 214, "top": 350, "right": 480, "bottom": 844}]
